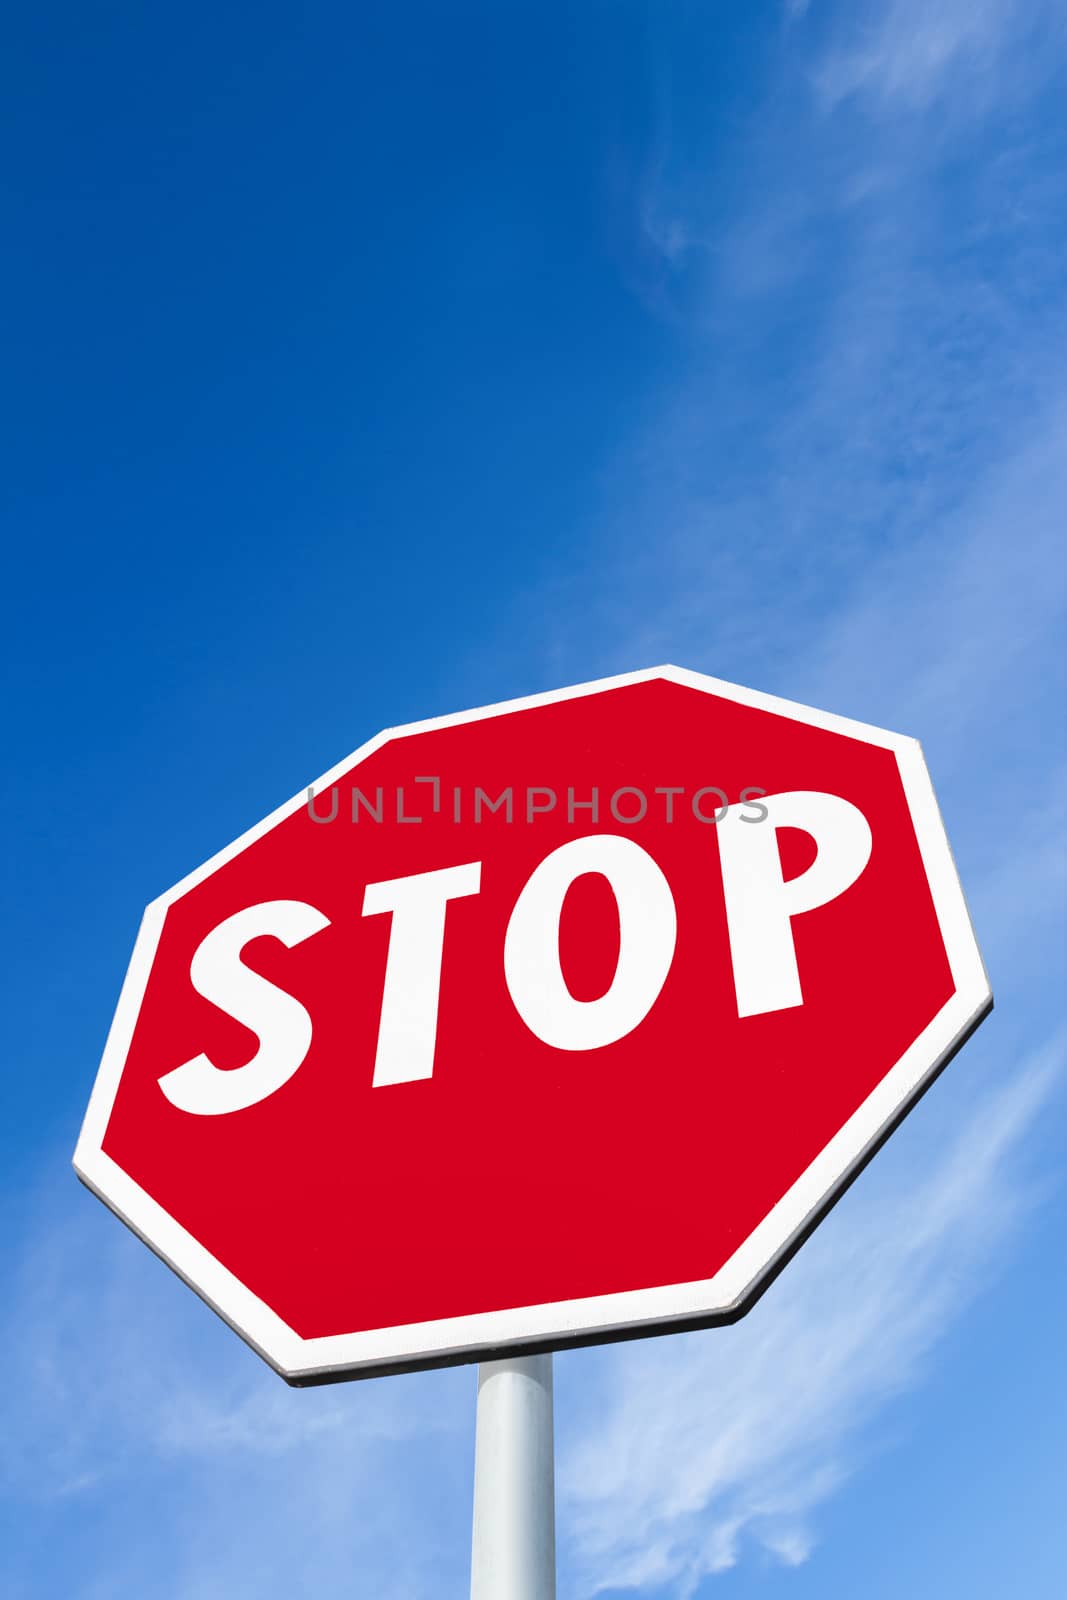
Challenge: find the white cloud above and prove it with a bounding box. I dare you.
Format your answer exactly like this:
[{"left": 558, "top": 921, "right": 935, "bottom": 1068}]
[
  {"left": 538, "top": 0, "right": 1067, "bottom": 806},
  {"left": 789, "top": 404, "right": 1067, "bottom": 766},
  {"left": 558, "top": 1035, "right": 1062, "bottom": 1595},
  {"left": 816, "top": 0, "right": 1059, "bottom": 113},
  {"left": 0, "top": 1188, "right": 474, "bottom": 1595},
  {"left": 521, "top": 13, "right": 1067, "bottom": 1588}
]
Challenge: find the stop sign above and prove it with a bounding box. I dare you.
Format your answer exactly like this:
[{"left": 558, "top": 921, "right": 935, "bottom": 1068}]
[{"left": 74, "top": 666, "right": 990, "bottom": 1383}]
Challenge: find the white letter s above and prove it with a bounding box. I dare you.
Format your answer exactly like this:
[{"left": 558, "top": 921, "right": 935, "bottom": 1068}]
[{"left": 158, "top": 899, "right": 329, "bottom": 1115}]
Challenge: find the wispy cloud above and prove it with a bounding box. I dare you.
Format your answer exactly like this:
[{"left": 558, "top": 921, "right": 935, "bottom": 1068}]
[
  {"left": 1, "top": 1191, "right": 473, "bottom": 1595},
  {"left": 522, "top": 8, "right": 1067, "bottom": 1592},
  {"left": 540, "top": 2, "right": 1067, "bottom": 774},
  {"left": 816, "top": 0, "right": 1062, "bottom": 113},
  {"left": 558, "top": 1035, "right": 1062, "bottom": 1595}
]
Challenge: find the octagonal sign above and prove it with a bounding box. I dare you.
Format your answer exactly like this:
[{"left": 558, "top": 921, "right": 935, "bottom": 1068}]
[{"left": 74, "top": 666, "right": 991, "bottom": 1383}]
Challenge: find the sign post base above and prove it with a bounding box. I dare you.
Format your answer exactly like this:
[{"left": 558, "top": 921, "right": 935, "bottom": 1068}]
[{"left": 470, "top": 1353, "right": 556, "bottom": 1600}]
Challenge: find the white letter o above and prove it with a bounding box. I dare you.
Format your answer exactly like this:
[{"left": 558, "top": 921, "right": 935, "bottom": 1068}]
[{"left": 504, "top": 834, "right": 677, "bottom": 1051}]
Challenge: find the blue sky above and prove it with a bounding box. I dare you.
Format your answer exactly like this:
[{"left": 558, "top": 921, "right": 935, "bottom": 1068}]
[{"left": 2, "top": 2, "right": 1065, "bottom": 1596}]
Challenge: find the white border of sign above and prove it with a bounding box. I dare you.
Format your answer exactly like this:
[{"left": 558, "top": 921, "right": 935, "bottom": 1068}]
[{"left": 73, "top": 665, "right": 992, "bottom": 1384}]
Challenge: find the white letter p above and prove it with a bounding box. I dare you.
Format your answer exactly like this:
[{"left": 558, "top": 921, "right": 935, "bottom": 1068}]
[{"left": 717, "top": 790, "right": 872, "bottom": 1018}]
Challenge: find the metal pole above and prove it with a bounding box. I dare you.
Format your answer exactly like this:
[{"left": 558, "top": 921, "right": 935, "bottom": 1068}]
[{"left": 470, "top": 1353, "right": 556, "bottom": 1600}]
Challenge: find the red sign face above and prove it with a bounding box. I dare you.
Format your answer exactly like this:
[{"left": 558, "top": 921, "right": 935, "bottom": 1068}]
[{"left": 75, "top": 668, "right": 990, "bottom": 1382}]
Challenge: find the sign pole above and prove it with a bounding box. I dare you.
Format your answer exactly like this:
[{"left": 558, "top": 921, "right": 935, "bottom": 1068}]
[{"left": 470, "top": 1353, "right": 556, "bottom": 1600}]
